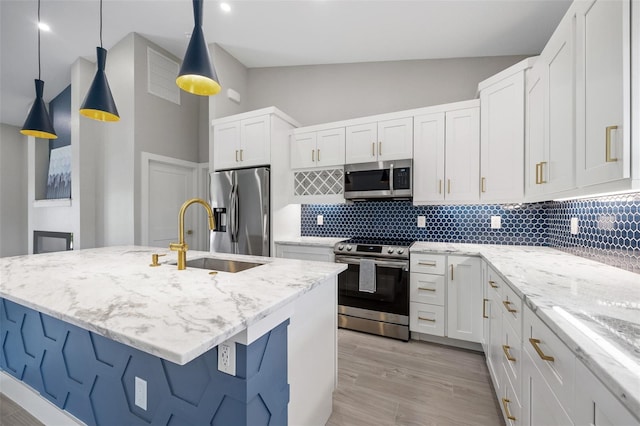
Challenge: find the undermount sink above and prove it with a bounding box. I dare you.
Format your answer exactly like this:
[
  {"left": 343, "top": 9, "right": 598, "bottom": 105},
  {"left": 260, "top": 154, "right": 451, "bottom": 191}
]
[{"left": 176, "top": 257, "right": 265, "bottom": 273}]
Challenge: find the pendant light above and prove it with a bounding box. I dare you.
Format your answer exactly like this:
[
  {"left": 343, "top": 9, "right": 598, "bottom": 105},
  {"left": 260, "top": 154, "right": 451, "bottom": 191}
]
[
  {"left": 176, "top": 0, "right": 221, "bottom": 96},
  {"left": 21, "top": 0, "right": 57, "bottom": 139},
  {"left": 80, "top": 0, "right": 119, "bottom": 122}
]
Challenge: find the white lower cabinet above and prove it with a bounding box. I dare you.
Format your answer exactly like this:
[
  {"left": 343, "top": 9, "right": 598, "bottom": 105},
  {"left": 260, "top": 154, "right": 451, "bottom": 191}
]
[
  {"left": 574, "top": 360, "right": 640, "bottom": 426},
  {"left": 274, "top": 243, "right": 335, "bottom": 262},
  {"left": 409, "top": 253, "right": 481, "bottom": 343}
]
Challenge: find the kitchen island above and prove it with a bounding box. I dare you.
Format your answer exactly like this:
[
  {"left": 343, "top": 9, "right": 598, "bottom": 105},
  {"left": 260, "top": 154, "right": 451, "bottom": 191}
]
[{"left": 0, "top": 246, "right": 346, "bottom": 425}]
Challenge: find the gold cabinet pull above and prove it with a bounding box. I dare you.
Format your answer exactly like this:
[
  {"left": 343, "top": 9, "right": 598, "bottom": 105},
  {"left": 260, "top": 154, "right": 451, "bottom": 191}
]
[
  {"left": 606, "top": 125, "right": 618, "bottom": 162},
  {"left": 481, "top": 177, "right": 486, "bottom": 193},
  {"left": 371, "top": 142, "right": 375, "bottom": 157},
  {"left": 502, "top": 300, "right": 517, "bottom": 313},
  {"left": 317, "top": 149, "right": 320, "bottom": 162},
  {"left": 502, "top": 344, "right": 516, "bottom": 362},
  {"left": 312, "top": 149, "right": 315, "bottom": 162},
  {"left": 482, "top": 298, "right": 488, "bottom": 319},
  {"left": 235, "top": 150, "right": 239, "bottom": 162},
  {"left": 539, "top": 161, "right": 547, "bottom": 184},
  {"left": 447, "top": 179, "right": 451, "bottom": 194},
  {"left": 489, "top": 280, "right": 498, "bottom": 289},
  {"left": 418, "top": 287, "right": 436, "bottom": 292},
  {"left": 450, "top": 264, "right": 454, "bottom": 280},
  {"left": 240, "top": 149, "right": 243, "bottom": 161},
  {"left": 418, "top": 261, "right": 437, "bottom": 267},
  {"left": 529, "top": 338, "right": 555, "bottom": 362},
  {"left": 535, "top": 162, "right": 541, "bottom": 184},
  {"left": 378, "top": 141, "right": 382, "bottom": 156},
  {"left": 438, "top": 179, "right": 442, "bottom": 194},
  {"left": 418, "top": 316, "right": 436, "bottom": 322},
  {"left": 502, "top": 398, "right": 516, "bottom": 421},
  {"left": 149, "top": 253, "right": 166, "bottom": 267}
]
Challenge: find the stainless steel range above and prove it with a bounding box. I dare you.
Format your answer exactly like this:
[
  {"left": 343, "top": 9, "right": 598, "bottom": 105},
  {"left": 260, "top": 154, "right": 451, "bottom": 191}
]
[{"left": 334, "top": 238, "right": 413, "bottom": 341}]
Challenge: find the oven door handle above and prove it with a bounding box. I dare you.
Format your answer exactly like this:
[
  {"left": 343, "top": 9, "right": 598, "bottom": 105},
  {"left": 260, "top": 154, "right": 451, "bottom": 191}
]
[{"left": 335, "top": 257, "right": 409, "bottom": 271}]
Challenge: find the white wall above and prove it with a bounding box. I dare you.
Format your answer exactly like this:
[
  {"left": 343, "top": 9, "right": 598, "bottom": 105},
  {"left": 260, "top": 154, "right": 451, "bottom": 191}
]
[
  {"left": 247, "top": 55, "right": 528, "bottom": 126},
  {"left": 0, "top": 124, "right": 28, "bottom": 257}
]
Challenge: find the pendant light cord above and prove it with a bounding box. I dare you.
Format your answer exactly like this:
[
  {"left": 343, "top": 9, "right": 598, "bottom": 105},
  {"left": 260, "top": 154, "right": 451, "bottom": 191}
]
[
  {"left": 37, "top": 0, "right": 41, "bottom": 80},
  {"left": 99, "top": 0, "right": 103, "bottom": 48}
]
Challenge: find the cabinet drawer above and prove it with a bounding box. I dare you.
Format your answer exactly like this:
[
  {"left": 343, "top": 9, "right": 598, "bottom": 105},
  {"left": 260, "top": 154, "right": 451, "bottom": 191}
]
[
  {"left": 501, "top": 367, "right": 522, "bottom": 426},
  {"left": 523, "top": 305, "right": 575, "bottom": 416},
  {"left": 410, "top": 273, "right": 445, "bottom": 306},
  {"left": 501, "top": 318, "right": 522, "bottom": 401},
  {"left": 487, "top": 266, "right": 504, "bottom": 300},
  {"left": 410, "top": 302, "right": 445, "bottom": 336},
  {"left": 410, "top": 254, "right": 445, "bottom": 275},
  {"left": 501, "top": 283, "right": 523, "bottom": 338}
]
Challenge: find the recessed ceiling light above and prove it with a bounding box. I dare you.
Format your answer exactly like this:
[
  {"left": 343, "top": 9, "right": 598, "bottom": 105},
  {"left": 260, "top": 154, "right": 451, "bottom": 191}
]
[
  {"left": 220, "top": 2, "right": 231, "bottom": 13},
  {"left": 38, "top": 22, "right": 50, "bottom": 32}
]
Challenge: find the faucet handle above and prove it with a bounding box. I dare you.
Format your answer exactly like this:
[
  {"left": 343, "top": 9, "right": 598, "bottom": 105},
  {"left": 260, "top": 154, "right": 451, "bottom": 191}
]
[
  {"left": 169, "top": 242, "right": 188, "bottom": 251},
  {"left": 150, "top": 253, "right": 166, "bottom": 267}
]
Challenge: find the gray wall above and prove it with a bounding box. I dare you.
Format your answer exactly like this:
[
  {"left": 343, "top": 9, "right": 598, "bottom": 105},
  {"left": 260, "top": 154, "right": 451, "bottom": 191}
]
[
  {"left": 0, "top": 123, "right": 28, "bottom": 257},
  {"left": 247, "top": 55, "right": 528, "bottom": 126}
]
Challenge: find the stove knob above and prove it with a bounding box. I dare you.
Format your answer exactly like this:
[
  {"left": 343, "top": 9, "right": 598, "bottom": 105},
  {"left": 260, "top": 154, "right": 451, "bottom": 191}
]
[
  {"left": 387, "top": 248, "right": 394, "bottom": 254},
  {"left": 397, "top": 248, "right": 404, "bottom": 255},
  {"left": 338, "top": 244, "right": 344, "bottom": 251},
  {"left": 346, "top": 245, "right": 352, "bottom": 251}
]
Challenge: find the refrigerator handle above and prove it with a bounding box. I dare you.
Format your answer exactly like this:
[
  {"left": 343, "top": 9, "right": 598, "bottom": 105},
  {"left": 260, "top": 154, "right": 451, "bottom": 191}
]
[{"left": 230, "top": 183, "right": 239, "bottom": 243}]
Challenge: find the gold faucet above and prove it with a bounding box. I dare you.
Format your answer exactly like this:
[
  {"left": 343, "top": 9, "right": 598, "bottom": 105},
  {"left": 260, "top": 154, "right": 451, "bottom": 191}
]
[{"left": 170, "top": 198, "right": 216, "bottom": 270}]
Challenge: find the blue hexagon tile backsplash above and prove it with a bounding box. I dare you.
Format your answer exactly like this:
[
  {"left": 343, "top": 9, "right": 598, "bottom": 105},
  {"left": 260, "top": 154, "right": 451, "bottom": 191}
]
[{"left": 301, "top": 192, "right": 640, "bottom": 273}]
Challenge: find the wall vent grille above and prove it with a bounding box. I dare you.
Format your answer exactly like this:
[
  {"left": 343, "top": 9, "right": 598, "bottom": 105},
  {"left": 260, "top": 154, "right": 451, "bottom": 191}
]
[{"left": 147, "top": 47, "right": 180, "bottom": 105}]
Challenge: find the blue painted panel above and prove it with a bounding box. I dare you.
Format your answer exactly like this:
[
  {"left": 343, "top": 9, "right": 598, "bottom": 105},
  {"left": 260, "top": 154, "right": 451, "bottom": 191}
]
[{"left": 0, "top": 298, "right": 290, "bottom": 426}]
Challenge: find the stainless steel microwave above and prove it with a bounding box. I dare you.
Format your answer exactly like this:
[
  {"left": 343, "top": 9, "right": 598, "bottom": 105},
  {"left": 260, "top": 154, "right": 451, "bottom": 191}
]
[{"left": 344, "top": 159, "right": 412, "bottom": 200}]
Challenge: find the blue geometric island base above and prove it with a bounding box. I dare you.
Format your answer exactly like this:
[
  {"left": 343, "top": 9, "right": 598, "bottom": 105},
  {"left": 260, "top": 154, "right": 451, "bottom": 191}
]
[{"left": 0, "top": 298, "right": 289, "bottom": 426}]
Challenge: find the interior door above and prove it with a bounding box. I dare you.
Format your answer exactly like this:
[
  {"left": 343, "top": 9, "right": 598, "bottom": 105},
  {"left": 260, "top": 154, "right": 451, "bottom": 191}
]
[{"left": 148, "top": 160, "right": 197, "bottom": 249}]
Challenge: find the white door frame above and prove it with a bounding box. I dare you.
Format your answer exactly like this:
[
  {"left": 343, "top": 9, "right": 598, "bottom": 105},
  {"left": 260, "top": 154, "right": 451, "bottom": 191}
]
[{"left": 140, "top": 152, "right": 200, "bottom": 247}]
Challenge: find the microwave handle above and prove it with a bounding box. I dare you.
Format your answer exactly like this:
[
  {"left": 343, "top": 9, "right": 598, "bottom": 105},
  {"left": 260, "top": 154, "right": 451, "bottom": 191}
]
[{"left": 389, "top": 163, "right": 394, "bottom": 194}]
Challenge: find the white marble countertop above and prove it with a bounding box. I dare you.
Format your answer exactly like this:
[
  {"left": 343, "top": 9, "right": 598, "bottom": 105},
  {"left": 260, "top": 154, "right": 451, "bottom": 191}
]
[
  {"left": 0, "top": 246, "right": 346, "bottom": 365},
  {"left": 411, "top": 242, "right": 640, "bottom": 418},
  {"left": 274, "top": 236, "right": 347, "bottom": 248}
]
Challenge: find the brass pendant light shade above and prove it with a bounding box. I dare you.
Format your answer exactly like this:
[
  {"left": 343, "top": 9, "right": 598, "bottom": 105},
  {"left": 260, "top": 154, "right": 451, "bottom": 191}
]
[
  {"left": 80, "top": 0, "right": 119, "bottom": 122},
  {"left": 176, "top": 0, "right": 221, "bottom": 96},
  {"left": 21, "top": 0, "right": 57, "bottom": 139},
  {"left": 80, "top": 47, "right": 119, "bottom": 121}
]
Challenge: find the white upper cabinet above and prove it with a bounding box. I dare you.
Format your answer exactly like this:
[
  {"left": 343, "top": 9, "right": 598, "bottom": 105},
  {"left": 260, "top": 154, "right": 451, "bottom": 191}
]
[
  {"left": 291, "top": 128, "right": 345, "bottom": 169},
  {"left": 525, "top": 63, "right": 547, "bottom": 199},
  {"left": 413, "top": 101, "right": 480, "bottom": 204},
  {"left": 213, "top": 114, "right": 271, "bottom": 170},
  {"left": 345, "top": 117, "right": 413, "bottom": 164},
  {"left": 479, "top": 64, "right": 527, "bottom": 203},
  {"left": 576, "top": 0, "right": 631, "bottom": 187}
]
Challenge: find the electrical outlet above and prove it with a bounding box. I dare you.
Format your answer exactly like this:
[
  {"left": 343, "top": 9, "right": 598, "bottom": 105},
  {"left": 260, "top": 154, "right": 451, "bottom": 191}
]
[
  {"left": 570, "top": 217, "right": 579, "bottom": 235},
  {"left": 417, "top": 216, "right": 426, "bottom": 228},
  {"left": 134, "top": 377, "right": 147, "bottom": 410},
  {"left": 317, "top": 215, "right": 324, "bottom": 226},
  {"left": 490, "top": 216, "right": 501, "bottom": 229},
  {"left": 218, "top": 341, "right": 236, "bottom": 376}
]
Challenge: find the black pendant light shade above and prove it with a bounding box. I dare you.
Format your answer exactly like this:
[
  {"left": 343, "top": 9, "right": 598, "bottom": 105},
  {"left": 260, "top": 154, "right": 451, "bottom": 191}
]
[
  {"left": 176, "top": 0, "right": 221, "bottom": 96},
  {"left": 80, "top": 47, "right": 119, "bottom": 122},
  {"left": 21, "top": 79, "right": 57, "bottom": 139}
]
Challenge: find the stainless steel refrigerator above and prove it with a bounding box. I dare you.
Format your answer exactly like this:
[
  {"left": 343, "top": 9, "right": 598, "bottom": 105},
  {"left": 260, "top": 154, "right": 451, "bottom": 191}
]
[{"left": 209, "top": 167, "right": 270, "bottom": 256}]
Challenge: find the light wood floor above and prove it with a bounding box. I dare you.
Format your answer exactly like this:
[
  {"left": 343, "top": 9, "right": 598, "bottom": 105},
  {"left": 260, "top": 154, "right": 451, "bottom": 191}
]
[
  {"left": 0, "top": 393, "right": 42, "bottom": 426},
  {"left": 327, "top": 329, "right": 504, "bottom": 426},
  {"left": 0, "top": 330, "right": 503, "bottom": 426}
]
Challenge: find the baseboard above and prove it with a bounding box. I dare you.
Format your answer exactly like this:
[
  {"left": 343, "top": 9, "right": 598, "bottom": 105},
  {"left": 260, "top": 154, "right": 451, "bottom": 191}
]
[
  {"left": 0, "top": 371, "right": 84, "bottom": 425},
  {"left": 410, "top": 332, "right": 483, "bottom": 352}
]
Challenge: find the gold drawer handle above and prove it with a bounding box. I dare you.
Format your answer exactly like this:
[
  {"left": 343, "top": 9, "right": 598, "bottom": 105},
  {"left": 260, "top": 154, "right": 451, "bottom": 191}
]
[
  {"left": 502, "top": 398, "right": 516, "bottom": 421},
  {"left": 606, "top": 125, "right": 618, "bottom": 162},
  {"left": 418, "top": 316, "right": 436, "bottom": 322},
  {"left": 417, "top": 261, "right": 437, "bottom": 267},
  {"left": 529, "top": 338, "right": 555, "bottom": 362},
  {"left": 482, "top": 298, "right": 488, "bottom": 319},
  {"left": 489, "top": 280, "right": 498, "bottom": 289},
  {"left": 502, "top": 344, "right": 516, "bottom": 362},
  {"left": 503, "top": 300, "right": 517, "bottom": 313},
  {"left": 418, "top": 287, "right": 436, "bottom": 292}
]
